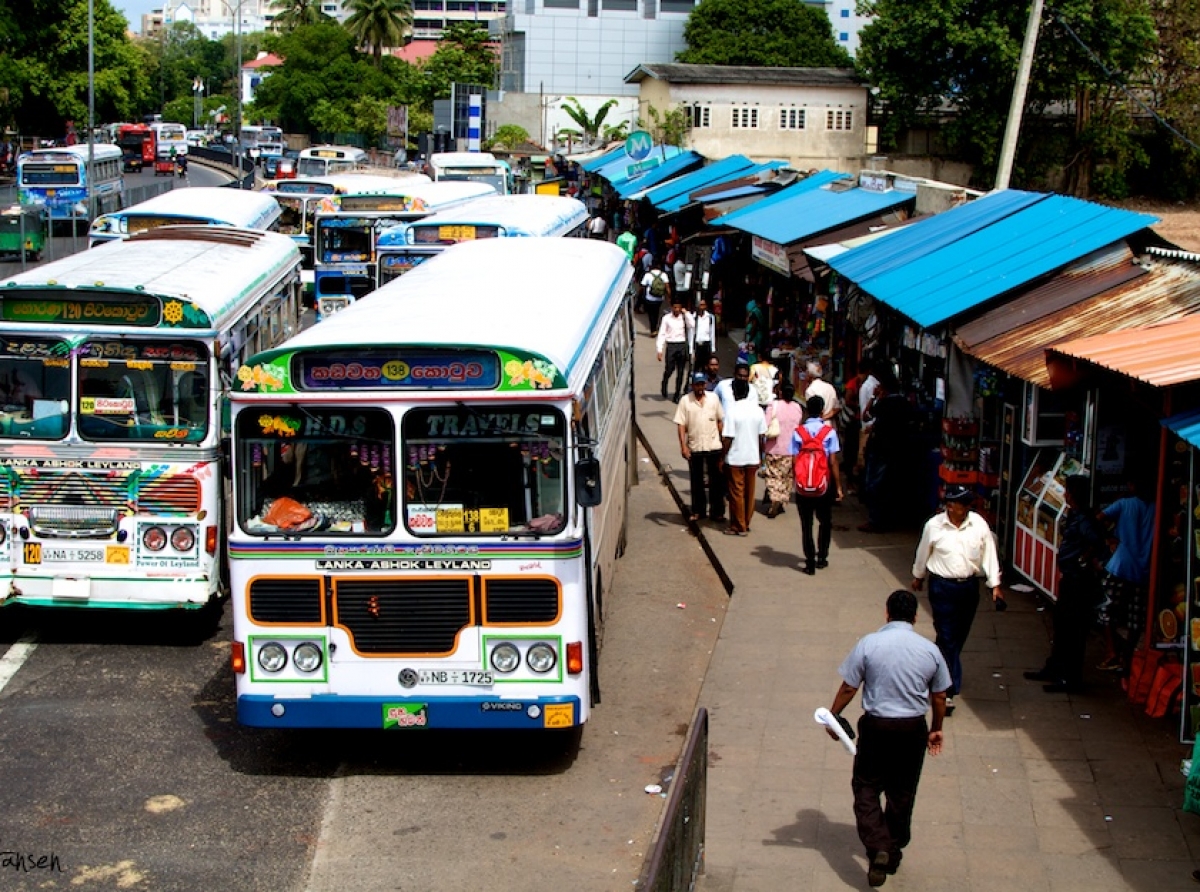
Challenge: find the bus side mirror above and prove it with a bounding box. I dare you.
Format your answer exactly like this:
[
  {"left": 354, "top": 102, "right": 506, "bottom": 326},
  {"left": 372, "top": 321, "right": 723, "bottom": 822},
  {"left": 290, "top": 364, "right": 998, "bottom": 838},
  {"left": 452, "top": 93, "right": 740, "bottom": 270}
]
[
  {"left": 221, "top": 437, "right": 232, "bottom": 480},
  {"left": 575, "top": 457, "right": 602, "bottom": 508}
]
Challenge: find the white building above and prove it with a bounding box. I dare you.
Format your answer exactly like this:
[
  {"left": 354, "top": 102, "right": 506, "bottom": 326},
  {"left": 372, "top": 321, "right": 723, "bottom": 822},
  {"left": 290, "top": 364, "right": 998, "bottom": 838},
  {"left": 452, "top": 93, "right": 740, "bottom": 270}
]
[{"left": 492, "top": 0, "right": 871, "bottom": 98}]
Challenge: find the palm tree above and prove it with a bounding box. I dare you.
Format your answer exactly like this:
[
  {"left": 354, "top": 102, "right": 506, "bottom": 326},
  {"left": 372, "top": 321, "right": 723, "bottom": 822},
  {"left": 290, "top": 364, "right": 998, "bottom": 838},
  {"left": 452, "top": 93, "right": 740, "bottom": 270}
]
[
  {"left": 268, "top": 0, "right": 331, "bottom": 32},
  {"left": 560, "top": 97, "right": 618, "bottom": 148},
  {"left": 343, "top": 0, "right": 413, "bottom": 66}
]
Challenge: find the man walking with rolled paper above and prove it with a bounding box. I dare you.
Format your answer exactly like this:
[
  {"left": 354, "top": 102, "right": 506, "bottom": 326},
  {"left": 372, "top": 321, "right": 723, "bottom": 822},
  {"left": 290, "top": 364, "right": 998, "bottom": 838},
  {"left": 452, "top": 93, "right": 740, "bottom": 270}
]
[{"left": 827, "top": 589, "right": 950, "bottom": 887}]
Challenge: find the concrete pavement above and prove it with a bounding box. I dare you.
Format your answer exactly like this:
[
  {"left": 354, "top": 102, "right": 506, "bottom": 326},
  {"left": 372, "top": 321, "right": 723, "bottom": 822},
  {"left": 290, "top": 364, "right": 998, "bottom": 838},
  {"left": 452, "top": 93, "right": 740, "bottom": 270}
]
[{"left": 630, "top": 315, "right": 1200, "bottom": 891}]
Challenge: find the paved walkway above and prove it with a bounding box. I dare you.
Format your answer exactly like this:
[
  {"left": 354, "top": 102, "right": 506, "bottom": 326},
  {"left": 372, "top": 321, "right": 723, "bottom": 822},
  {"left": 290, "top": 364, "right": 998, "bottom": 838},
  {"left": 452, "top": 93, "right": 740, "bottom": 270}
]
[{"left": 630, "top": 317, "right": 1200, "bottom": 891}]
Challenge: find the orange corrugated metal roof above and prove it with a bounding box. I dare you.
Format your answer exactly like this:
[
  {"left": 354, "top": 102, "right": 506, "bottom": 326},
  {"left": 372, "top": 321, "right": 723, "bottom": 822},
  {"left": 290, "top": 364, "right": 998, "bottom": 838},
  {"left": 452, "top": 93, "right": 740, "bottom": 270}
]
[
  {"left": 1048, "top": 315, "right": 1200, "bottom": 386},
  {"left": 953, "top": 254, "right": 1200, "bottom": 386}
]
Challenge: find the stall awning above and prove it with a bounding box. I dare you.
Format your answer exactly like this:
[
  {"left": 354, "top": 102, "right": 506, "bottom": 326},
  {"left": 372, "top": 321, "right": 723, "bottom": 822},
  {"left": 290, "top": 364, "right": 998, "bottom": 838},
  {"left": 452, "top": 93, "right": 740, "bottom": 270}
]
[
  {"left": 656, "top": 161, "right": 789, "bottom": 212},
  {"left": 826, "top": 190, "right": 1159, "bottom": 328},
  {"left": 580, "top": 146, "right": 629, "bottom": 173},
  {"left": 716, "top": 179, "right": 916, "bottom": 247},
  {"left": 1164, "top": 408, "right": 1200, "bottom": 450},
  {"left": 611, "top": 150, "right": 705, "bottom": 199},
  {"left": 627, "top": 154, "right": 760, "bottom": 205},
  {"left": 711, "top": 170, "right": 849, "bottom": 226},
  {"left": 590, "top": 144, "right": 689, "bottom": 182},
  {"left": 953, "top": 249, "right": 1200, "bottom": 387},
  {"left": 786, "top": 210, "right": 911, "bottom": 281},
  {"left": 1047, "top": 315, "right": 1200, "bottom": 387}
]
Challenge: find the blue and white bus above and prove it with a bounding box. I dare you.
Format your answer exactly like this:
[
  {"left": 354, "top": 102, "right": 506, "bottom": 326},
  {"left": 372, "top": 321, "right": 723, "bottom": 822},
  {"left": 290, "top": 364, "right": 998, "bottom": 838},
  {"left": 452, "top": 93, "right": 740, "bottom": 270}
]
[
  {"left": 17, "top": 144, "right": 124, "bottom": 229},
  {"left": 375, "top": 194, "right": 589, "bottom": 287},
  {"left": 429, "top": 151, "right": 512, "bottom": 195},
  {"left": 228, "top": 237, "right": 635, "bottom": 730},
  {"left": 88, "top": 186, "right": 281, "bottom": 247},
  {"left": 312, "top": 179, "right": 495, "bottom": 318}
]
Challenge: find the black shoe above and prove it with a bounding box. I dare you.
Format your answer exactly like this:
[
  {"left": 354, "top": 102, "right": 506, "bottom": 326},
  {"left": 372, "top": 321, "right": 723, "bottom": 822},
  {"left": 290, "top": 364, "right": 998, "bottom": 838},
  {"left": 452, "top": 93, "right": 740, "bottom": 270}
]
[
  {"left": 660, "top": 390, "right": 668, "bottom": 399},
  {"left": 1023, "top": 669, "right": 1053, "bottom": 681},
  {"left": 710, "top": 515, "right": 725, "bottom": 523},
  {"left": 886, "top": 851, "right": 902, "bottom": 875},
  {"left": 815, "top": 559, "right": 829, "bottom": 569},
  {"left": 801, "top": 564, "right": 815, "bottom": 576},
  {"left": 868, "top": 851, "right": 890, "bottom": 887}
]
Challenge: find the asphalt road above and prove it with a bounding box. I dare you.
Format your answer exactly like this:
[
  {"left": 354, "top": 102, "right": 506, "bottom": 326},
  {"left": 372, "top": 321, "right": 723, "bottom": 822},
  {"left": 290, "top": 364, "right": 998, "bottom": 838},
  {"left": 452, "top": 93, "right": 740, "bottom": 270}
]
[{"left": 0, "top": 445, "right": 726, "bottom": 891}]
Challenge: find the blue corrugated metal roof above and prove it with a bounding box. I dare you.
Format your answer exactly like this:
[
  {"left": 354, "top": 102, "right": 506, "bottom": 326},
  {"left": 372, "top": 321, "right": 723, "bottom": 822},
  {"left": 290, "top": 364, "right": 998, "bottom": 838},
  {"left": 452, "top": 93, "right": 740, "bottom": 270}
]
[
  {"left": 634, "top": 155, "right": 757, "bottom": 207},
  {"left": 580, "top": 146, "right": 627, "bottom": 173},
  {"left": 592, "top": 145, "right": 687, "bottom": 182},
  {"left": 826, "top": 190, "right": 1159, "bottom": 328},
  {"left": 657, "top": 161, "right": 790, "bottom": 212},
  {"left": 612, "top": 151, "right": 704, "bottom": 198},
  {"left": 1164, "top": 408, "right": 1200, "bottom": 449},
  {"left": 716, "top": 184, "right": 915, "bottom": 246},
  {"left": 711, "top": 170, "right": 850, "bottom": 225},
  {"left": 695, "top": 183, "right": 768, "bottom": 204}
]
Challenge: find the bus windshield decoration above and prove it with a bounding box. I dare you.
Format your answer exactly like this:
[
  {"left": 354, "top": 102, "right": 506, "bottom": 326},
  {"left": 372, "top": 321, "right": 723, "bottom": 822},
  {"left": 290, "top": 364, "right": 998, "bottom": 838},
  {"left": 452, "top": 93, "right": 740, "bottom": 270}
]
[{"left": 0, "top": 292, "right": 165, "bottom": 327}]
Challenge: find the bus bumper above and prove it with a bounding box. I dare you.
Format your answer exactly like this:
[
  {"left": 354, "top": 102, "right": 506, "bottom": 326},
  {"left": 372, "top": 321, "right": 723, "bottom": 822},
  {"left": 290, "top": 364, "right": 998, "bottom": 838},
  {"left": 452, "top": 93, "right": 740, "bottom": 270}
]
[
  {"left": 237, "top": 693, "right": 584, "bottom": 729},
  {"left": 2, "top": 575, "right": 214, "bottom": 610}
]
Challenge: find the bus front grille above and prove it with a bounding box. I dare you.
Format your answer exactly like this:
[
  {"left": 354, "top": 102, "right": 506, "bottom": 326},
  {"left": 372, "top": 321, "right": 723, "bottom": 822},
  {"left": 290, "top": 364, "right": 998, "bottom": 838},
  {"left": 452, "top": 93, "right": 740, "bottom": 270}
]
[
  {"left": 484, "top": 578, "right": 560, "bottom": 624},
  {"left": 334, "top": 578, "right": 471, "bottom": 655},
  {"left": 249, "top": 577, "right": 323, "bottom": 624}
]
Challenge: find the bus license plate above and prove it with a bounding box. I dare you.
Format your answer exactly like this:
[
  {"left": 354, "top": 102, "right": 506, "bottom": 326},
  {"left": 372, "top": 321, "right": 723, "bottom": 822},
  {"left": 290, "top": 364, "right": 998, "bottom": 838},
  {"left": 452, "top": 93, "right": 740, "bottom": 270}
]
[
  {"left": 417, "top": 670, "right": 493, "bottom": 686},
  {"left": 42, "top": 547, "right": 106, "bottom": 563}
]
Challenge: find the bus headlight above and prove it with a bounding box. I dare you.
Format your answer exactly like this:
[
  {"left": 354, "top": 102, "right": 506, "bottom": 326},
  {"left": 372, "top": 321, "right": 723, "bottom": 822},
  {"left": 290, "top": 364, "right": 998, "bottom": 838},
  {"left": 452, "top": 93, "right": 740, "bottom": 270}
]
[
  {"left": 257, "top": 642, "right": 287, "bottom": 673},
  {"left": 170, "top": 526, "right": 195, "bottom": 552},
  {"left": 142, "top": 526, "right": 167, "bottom": 551},
  {"left": 293, "top": 642, "right": 323, "bottom": 673},
  {"left": 527, "top": 643, "right": 557, "bottom": 674},
  {"left": 490, "top": 643, "right": 520, "bottom": 674}
]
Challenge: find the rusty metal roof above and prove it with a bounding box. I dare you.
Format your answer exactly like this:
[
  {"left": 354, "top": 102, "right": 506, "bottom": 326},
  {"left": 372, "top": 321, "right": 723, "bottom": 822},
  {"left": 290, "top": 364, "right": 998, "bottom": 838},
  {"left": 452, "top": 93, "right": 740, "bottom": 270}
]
[
  {"left": 1048, "top": 315, "right": 1200, "bottom": 386},
  {"left": 953, "top": 252, "right": 1200, "bottom": 386}
]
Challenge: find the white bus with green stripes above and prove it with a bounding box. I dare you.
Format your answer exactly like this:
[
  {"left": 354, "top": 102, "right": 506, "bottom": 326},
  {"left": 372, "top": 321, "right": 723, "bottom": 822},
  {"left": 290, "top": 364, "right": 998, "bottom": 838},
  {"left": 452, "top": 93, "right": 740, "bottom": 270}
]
[
  {"left": 228, "top": 237, "right": 635, "bottom": 731},
  {"left": 0, "top": 225, "right": 302, "bottom": 613}
]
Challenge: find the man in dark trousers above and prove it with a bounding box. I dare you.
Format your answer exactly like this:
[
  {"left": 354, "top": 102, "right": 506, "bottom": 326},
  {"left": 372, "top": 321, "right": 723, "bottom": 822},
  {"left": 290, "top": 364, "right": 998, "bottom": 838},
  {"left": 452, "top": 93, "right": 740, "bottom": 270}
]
[
  {"left": 791, "top": 395, "right": 844, "bottom": 574},
  {"left": 828, "top": 589, "right": 950, "bottom": 887}
]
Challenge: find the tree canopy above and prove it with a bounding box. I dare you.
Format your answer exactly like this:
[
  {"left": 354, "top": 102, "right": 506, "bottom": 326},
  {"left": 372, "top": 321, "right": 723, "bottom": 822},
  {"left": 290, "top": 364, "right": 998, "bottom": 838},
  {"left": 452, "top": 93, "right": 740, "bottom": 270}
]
[
  {"left": 678, "top": 0, "right": 852, "bottom": 67},
  {"left": 343, "top": 0, "right": 413, "bottom": 66}
]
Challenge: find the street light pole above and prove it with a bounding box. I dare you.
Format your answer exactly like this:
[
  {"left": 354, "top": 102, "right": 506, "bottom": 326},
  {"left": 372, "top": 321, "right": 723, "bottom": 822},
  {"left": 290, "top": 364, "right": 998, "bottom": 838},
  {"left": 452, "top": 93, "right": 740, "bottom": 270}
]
[
  {"left": 87, "top": 0, "right": 95, "bottom": 223},
  {"left": 235, "top": 0, "right": 244, "bottom": 187}
]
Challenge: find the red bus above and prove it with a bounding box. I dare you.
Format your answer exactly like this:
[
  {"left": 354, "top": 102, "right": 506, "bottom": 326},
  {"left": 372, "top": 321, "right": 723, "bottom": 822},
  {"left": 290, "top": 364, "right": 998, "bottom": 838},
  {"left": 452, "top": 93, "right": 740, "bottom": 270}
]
[{"left": 117, "top": 123, "right": 155, "bottom": 172}]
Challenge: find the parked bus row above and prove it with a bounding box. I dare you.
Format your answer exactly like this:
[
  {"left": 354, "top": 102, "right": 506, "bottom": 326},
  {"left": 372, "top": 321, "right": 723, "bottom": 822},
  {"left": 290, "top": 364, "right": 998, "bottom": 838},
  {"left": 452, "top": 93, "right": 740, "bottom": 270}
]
[{"left": 0, "top": 179, "right": 614, "bottom": 732}]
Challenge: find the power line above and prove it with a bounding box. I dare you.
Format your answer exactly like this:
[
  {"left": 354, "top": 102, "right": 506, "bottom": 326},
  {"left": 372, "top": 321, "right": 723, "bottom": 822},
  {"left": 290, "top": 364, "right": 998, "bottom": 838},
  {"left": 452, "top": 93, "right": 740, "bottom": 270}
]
[{"left": 1046, "top": 5, "right": 1200, "bottom": 155}]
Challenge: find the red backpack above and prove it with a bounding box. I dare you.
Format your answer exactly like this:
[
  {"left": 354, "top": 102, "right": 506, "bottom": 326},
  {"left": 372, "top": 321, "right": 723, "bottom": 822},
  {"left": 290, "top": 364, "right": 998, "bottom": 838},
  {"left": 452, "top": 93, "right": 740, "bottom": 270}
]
[{"left": 794, "top": 424, "right": 833, "bottom": 496}]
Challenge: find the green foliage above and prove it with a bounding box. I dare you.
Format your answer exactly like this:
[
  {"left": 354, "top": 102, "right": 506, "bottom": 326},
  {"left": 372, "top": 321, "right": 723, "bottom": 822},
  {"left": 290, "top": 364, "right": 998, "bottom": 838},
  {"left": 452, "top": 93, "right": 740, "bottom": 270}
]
[
  {"left": 679, "top": 0, "right": 852, "bottom": 66},
  {"left": 856, "top": 0, "right": 1158, "bottom": 194},
  {"left": 0, "top": 0, "right": 150, "bottom": 135},
  {"left": 641, "top": 105, "right": 691, "bottom": 148},
  {"left": 343, "top": 0, "right": 413, "bottom": 65},
  {"left": 419, "top": 23, "right": 498, "bottom": 101},
  {"left": 269, "top": 0, "right": 333, "bottom": 33},
  {"left": 560, "top": 98, "right": 618, "bottom": 144},
  {"left": 489, "top": 124, "right": 530, "bottom": 149},
  {"left": 310, "top": 99, "right": 353, "bottom": 134}
]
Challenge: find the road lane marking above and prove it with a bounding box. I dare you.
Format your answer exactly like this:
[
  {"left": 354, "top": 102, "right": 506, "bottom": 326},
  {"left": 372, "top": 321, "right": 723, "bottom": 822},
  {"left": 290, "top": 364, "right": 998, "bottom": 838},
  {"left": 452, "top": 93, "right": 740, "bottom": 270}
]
[{"left": 0, "top": 634, "right": 38, "bottom": 694}]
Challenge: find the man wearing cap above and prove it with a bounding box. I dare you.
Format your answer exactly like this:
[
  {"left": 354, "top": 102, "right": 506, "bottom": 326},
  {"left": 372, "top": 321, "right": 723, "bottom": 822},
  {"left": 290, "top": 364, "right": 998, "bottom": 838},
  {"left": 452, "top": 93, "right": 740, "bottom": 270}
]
[
  {"left": 910, "top": 486, "right": 1004, "bottom": 712},
  {"left": 674, "top": 371, "right": 724, "bottom": 524}
]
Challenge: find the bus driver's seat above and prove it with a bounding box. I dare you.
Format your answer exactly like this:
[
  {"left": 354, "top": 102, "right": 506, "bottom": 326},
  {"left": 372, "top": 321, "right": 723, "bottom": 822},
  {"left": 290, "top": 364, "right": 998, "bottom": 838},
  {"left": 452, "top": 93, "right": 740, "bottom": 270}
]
[{"left": 176, "top": 372, "right": 207, "bottom": 428}]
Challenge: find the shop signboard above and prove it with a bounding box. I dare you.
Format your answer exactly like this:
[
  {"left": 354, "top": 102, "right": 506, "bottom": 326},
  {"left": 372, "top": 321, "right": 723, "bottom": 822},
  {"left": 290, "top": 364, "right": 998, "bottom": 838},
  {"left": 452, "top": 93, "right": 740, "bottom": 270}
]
[{"left": 751, "top": 235, "right": 789, "bottom": 275}]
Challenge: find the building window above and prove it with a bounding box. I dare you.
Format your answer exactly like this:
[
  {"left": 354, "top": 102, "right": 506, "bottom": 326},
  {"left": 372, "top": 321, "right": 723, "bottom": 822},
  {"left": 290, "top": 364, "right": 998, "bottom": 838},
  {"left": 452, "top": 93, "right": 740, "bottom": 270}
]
[
  {"left": 660, "top": 0, "right": 697, "bottom": 11},
  {"left": 779, "top": 108, "right": 806, "bottom": 130},
  {"left": 689, "top": 105, "right": 711, "bottom": 128},
  {"left": 544, "top": 0, "right": 580, "bottom": 7},
  {"left": 839, "top": 32, "right": 849, "bottom": 41},
  {"left": 840, "top": 7, "right": 849, "bottom": 16},
  {"left": 826, "top": 109, "right": 853, "bottom": 131},
  {"left": 732, "top": 106, "right": 759, "bottom": 129},
  {"left": 603, "top": 0, "right": 637, "bottom": 9}
]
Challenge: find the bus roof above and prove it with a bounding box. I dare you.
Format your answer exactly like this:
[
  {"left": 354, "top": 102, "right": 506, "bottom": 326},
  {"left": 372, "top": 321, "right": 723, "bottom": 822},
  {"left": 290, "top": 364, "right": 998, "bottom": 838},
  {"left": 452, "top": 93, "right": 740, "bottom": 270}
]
[
  {"left": 0, "top": 226, "right": 300, "bottom": 330},
  {"left": 430, "top": 152, "right": 499, "bottom": 167},
  {"left": 328, "top": 180, "right": 496, "bottom": 214},
  {"left": 263, "top": 173, "right": 430, "bottom": 196},
  {"left": 395, "top": 195, "right": 587, "bottom": 243},
  {"left": 242, "top": 237, "right": 633, "bottom": 393},
  {"left": 20, "top": 144, "right": 122, "bottom": 164},
  {"left": 95, "top": 186, "right": 281, "bottom": 230}
]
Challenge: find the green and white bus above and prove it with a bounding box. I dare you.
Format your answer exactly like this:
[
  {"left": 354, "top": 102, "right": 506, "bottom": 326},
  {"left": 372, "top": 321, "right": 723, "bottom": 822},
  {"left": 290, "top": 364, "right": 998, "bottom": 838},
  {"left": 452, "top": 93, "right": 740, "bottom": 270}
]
[
  {"left": 228, "top": 237, "right": 635, "bottom": 730},
  {"left": 0, "top": 225, "right": 303, "bottom": 612}
]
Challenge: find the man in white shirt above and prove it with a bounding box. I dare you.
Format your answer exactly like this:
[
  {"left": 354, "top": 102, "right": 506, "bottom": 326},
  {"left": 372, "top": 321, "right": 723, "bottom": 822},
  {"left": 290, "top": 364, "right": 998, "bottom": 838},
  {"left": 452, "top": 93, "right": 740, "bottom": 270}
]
[
  {"left": 690, "top": 298, "right": 718, "bottom": 370},
  {"left": 715, "top": 362, "right": 751, "bottom": 418},
  {"left": 803, "top": 361, "right": 840, "bottom": 422},
  {"left": 587, "top": 213, "right": 608, "bottom": 240},
  {"left": 856, "top": 359, "right": 881, "bottom": 476},
  {"left": 640, "top": 263, "right": 671, "bottom": 336},
  {"left": 721, "top": 378, "right": 766, "bottom": 535},
  {"left": 910, "top": 485, "right": 1005, "bottom": 712},
  {"left": 656, "top": 300, "right": 692, "bottom": 402}
]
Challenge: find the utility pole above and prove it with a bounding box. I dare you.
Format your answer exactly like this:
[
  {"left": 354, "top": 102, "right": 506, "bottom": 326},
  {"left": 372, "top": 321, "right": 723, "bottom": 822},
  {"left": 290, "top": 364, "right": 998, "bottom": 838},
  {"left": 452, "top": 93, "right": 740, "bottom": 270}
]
[
  {"left": 995, "top": 0, "right": 1044, "bottom": 191},
  {"left": 87, "top": 0, "right": 95, "bottom": 224}
]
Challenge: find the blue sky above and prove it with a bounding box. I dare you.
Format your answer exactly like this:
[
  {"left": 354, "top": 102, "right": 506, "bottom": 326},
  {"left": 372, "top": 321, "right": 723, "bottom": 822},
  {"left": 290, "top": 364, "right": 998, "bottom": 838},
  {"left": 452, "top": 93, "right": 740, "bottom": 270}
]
[{"left": 113, "top": 0, "right": 158, "bottom": 33}]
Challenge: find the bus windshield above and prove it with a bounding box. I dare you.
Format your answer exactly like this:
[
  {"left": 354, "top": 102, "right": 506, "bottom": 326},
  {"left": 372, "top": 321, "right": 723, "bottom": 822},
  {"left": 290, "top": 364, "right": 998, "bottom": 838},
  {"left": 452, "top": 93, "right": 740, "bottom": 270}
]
[
  {"left": 76, "top": 340, "right": 210, "bottom": 443},
  {"left": 0, "top": 339, "right": 71, "bottom": 439}
]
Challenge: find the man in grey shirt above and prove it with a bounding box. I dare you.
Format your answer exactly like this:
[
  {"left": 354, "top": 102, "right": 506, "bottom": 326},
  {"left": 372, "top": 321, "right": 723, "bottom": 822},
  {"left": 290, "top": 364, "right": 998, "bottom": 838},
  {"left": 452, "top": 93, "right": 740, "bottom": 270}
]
[{"left": 828, "top": 589, "right": 951, "bottom": 887}]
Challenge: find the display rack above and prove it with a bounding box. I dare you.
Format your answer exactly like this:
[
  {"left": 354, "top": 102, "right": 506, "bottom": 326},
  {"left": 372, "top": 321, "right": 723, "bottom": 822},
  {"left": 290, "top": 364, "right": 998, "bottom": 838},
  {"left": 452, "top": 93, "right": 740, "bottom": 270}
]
[{"left": 1013, "top": 451, "right": 1086, "bottom": 599}]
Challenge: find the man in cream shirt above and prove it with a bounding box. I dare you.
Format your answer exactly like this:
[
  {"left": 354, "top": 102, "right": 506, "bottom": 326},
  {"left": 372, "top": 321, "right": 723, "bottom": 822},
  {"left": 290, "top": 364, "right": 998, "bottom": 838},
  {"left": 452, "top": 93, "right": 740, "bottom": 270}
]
[{"left": 910, "top": 485, "right": 1004, "bottom": 712}]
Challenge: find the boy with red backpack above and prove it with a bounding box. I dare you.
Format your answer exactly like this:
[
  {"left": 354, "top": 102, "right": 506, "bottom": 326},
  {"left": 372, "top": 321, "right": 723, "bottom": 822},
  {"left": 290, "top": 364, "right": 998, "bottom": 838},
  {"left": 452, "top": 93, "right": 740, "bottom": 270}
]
[{"left": 793, "top": 395, "right": 844, "bottom": 574}]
